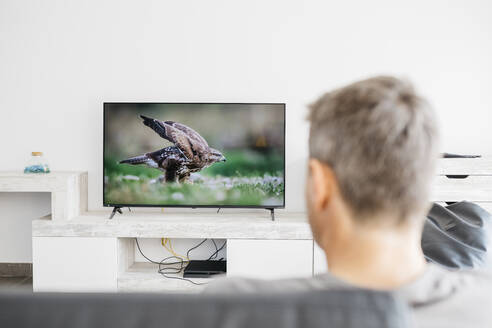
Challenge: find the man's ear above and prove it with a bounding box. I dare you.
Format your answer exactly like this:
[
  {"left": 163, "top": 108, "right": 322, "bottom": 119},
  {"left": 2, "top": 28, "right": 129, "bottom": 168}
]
[{"left": 308, "top": 159, "right": 336, "bottom": 211}]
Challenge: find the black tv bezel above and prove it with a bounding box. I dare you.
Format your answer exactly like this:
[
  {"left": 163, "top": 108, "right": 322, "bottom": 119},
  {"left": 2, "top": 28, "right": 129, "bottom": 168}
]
[{"left": 103, "top": 102, "right": 286, "bottom": 210}]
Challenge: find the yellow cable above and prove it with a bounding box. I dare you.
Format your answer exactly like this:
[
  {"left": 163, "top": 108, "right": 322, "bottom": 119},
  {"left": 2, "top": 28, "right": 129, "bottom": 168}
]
[
  {"left": 162, "top": 238, "right": 172, "bottom": 254},
  {"left": 161, "top": 238, "right": 172, "bottom": 253},
  {"left": 169, "top": 239, "right": 189, "bottom": 260},
  {"left": 161, "top": 237, "right": 189, "bottom": 260}
]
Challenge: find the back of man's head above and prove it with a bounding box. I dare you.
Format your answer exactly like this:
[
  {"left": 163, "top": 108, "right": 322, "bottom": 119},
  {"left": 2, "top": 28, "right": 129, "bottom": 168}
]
[{"left": 308, "top": 76, "right": 440, "bottom": 224}]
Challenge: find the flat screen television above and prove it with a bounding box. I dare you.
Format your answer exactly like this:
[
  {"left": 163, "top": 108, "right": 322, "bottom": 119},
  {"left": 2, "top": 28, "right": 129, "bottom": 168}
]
[{"left": 104, "top": 103, "right": 285, "bottom": 209}]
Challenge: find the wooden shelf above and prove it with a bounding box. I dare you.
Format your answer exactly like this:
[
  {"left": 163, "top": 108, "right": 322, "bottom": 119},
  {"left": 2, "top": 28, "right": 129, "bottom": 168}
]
[{"left": 33, "top": 210, "right": 312, "bottom": 240}]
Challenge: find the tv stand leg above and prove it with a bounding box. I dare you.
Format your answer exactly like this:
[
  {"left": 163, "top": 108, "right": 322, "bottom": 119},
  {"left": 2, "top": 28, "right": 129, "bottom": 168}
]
[
  {"left": 267, "top": 208, "right": 275, "bottom": 221},
  {"left": 108, "top": 206, "right": 123, "bottom": 220}
]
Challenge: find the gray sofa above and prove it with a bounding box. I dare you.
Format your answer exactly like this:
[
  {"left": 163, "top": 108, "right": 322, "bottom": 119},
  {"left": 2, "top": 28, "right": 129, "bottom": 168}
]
[{"left": 0, "top": 289, "right": 411, "bottom": 328}]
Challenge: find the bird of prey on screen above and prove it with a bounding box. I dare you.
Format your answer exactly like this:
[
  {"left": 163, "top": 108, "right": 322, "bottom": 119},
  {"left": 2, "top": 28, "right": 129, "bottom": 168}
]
[{"left": 119, "top": 115, "right": 226, "bottom": 183}]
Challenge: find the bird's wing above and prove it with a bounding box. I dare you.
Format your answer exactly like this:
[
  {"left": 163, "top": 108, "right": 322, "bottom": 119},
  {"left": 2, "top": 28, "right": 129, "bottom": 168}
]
[
  {"left": 164, "top": 121, "right": 209, "bottom": 149},
  {"left": 140, "top": 115, "right": 194, "bottom": 159}
]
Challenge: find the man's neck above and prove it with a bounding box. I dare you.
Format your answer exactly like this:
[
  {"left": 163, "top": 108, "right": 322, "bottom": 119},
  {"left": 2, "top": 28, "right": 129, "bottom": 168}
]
[{"left": 321, "top": 218, "right": 426, "bottom": 290}]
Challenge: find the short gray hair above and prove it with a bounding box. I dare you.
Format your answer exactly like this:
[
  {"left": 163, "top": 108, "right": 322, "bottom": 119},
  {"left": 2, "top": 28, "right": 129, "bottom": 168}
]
[{"left": 308, "top": 76, "right": 440, "bottom": 223}]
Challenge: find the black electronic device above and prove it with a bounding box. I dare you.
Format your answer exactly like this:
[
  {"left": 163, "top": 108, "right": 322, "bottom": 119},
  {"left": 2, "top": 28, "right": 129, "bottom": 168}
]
[{"left": 183, "top": 260, "right": 227, "bottom": 278}]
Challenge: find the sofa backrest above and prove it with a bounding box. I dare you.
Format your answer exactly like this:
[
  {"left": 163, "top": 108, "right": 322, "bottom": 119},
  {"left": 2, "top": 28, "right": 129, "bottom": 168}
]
[{"left": 0, "top": 289, "right": 411, "bottom": 328}]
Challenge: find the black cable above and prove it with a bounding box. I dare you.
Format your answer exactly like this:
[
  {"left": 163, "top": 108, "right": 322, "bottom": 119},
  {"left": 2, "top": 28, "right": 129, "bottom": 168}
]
[
  {"left": 160, "top": 239, "right": 209, "bottom": 286},
  {"left": 135, "top": 238, "right": 164, "bottom": 265},
  {"left": 156, "top": 255, "right": 207, "bottom": 285},
  {"left": 207, "top": 240, "right": 226, "bottom": 261},
  {"left": 209, "top": 239, "right": 218, "bottom": 260},
  {"left": 134, "top": 238, "right": 210, "bottom": 286},
  {"left": 187, "top": 238, "right": 208, "bottom": 260},
  {"left": 158, "top": 255, "right": 185, "bottom": 274},
  {"left": 158, "top": 258, "right": 207, "bottom": 286}
]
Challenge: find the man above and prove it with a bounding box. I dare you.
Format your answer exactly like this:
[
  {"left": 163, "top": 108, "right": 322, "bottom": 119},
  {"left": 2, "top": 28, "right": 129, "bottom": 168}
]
[{"left": 205, "top": 76, "right": 492, "bottom": 327}]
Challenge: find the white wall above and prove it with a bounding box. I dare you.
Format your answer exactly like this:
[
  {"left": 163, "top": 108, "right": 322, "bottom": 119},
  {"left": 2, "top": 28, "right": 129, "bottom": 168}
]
[{"left": 1, "top": 0, "right": 491, "bottom": 261}]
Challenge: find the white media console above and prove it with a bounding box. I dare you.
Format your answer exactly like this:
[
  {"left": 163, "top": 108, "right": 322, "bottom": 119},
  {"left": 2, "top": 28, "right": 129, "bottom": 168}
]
[
  {"left": 32, "top": 210, "right": 315, "bottom": 292},
  {"left": 1, "top": 157, "right": 491, "bottom": 293}
]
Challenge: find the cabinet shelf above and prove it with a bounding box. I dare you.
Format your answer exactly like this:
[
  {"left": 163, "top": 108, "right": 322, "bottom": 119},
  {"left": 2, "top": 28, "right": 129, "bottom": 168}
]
[{"left": 118, "top": 262, "right": 214, "bottom": 293}]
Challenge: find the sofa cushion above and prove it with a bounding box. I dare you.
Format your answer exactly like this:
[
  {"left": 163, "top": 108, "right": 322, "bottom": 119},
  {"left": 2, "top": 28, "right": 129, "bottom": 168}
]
[
  {"left": 422, "top": 202, "right": 492, "bottom": 269},
  {"left": 0, "top": 289, "right": 411, "bottom": 328}
]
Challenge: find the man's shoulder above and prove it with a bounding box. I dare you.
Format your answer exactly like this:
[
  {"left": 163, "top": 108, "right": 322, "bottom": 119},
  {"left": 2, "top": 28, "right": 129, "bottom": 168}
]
[
  {"left": 204, "top": 265, "right": 492, "bottom": 297},
  {"left": 204, "top": 265, "right": 492, "bottom": 311},
  {"left": 204, "top": 266, "right": 492, "bottom": 327}
]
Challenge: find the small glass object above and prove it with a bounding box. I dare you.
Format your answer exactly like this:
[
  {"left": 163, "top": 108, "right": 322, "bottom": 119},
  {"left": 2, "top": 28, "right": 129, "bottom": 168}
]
[{"left": 24, "top": 152, "right": 50, "bottom": 174}]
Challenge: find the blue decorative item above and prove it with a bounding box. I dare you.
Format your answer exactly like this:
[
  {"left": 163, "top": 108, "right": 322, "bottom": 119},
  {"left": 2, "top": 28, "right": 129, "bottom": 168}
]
[{"left": 24, "top": 152, "right": 50, "bottom": 174}]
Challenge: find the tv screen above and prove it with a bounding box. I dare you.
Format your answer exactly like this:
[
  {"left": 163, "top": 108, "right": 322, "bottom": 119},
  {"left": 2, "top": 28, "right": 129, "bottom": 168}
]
[{"left": 104, "top": 103, "right": 285, "bottom": 208}]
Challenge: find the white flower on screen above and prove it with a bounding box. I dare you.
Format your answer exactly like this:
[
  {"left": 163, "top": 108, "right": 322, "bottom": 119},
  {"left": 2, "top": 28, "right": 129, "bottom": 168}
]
[
  {"left": 171, "top": 192, "right": 184, "bottom": 201},
  {"left": 122, "top": 175, "right": 140, "bottom": 181}
]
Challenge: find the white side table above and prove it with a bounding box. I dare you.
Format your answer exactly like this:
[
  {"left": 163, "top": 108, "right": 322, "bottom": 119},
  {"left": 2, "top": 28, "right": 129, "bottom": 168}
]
[{"left": 0, "top": 171, "right": 87, "bottom": 221}]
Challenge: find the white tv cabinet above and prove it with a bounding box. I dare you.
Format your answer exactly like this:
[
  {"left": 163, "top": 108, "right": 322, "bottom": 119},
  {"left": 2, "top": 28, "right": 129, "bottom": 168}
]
[{"left": 32, "top": 211, "right": 314, "bottom": 292}]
